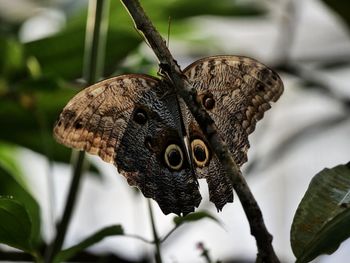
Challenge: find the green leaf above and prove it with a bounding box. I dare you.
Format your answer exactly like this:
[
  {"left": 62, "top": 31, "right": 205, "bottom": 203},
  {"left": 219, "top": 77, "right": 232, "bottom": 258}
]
[
  {"left": 173, "top": 211, "right": 221, "bottom": 226},
  {"left": 0, "top": 37, "right": 25, "bottom": 79},
  {"left": 0, "top": 198, "right": 32, "bottom": 252},
  {"left": 24, "top": 0, "right": 264, "bottom": 80},
  {"left": 0, "top": 143, "right": 42, "bottom": 248},
  {"left": 0, "top": 143, "right": 26, "bottom": 186},
  {"left": 160, "top": 211, "right": 221, "bottom": 243},
  {"left": 53, "top": 225, "right": 124, "bottom": 263},
  {"left": 0, "top": 78, "right": 82, "bottom": 160},
  {"left": 291, "top": 163, "right": 350, "bottom": 263}
]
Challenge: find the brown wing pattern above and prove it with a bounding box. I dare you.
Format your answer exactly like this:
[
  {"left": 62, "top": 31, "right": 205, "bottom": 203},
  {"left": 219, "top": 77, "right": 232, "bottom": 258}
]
[
  {"left": 54, "top": 75, "right": 159, "bottom": 164},
  {"left": 53, "top": 55, "right": 283, "bottom": 215},
  {"left": 180, "top": 100, "right": 234, "bottom": 211},
  {"left": 53, "top": 75, "right": 201, "bottom": 215},
  {"left": 184, "top": 55, "right": 284, "bottom": 166}
]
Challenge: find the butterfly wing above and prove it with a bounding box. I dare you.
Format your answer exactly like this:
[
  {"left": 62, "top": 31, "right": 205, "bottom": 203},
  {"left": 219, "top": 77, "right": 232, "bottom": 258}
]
[
  {"left": 54, "top": 75, "right": 201, "bottom": 215},
  {"left": 180, "top": 102, "right": 234, "bottom": 211},
  {"left": 180, "top": 56, "right": 283, "bottom": 211},
  {"left": 184, "top": 55, "right": 284, "bottom": 166}
]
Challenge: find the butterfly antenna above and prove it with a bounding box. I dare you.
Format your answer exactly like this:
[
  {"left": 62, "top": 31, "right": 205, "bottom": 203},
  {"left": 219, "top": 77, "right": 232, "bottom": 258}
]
[{"left": 167, "top": 16, "right": 172, "bottom": 48}]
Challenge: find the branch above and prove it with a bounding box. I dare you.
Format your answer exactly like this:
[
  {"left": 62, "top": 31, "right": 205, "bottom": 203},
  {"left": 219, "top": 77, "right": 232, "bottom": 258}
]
[{"left": 120, "top": 0, "right": 280, "bottom": 262}]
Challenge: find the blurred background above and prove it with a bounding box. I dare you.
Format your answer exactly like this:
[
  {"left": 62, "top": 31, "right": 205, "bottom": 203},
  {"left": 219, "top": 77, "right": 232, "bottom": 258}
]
[{"left": 0, "top": 0, "right": 350, "bottom": 262}]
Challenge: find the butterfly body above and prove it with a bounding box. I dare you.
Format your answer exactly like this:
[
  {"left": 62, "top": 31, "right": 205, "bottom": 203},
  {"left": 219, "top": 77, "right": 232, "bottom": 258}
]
[{"left": 54, "top": 56, "right": 283, "bottom": 215}]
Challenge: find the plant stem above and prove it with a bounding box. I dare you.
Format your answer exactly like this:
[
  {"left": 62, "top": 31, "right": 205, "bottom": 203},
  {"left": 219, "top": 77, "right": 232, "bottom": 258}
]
[
  {"left": 84, "top": 0, "right": 110, "bottom": 84},
  {"left": 45, "top": 0, "right": 109, "bottom": 262},
  {"left": 120, "top": 0, "right": 280, "bottom": 262},
  {"left": 197, "top": 242, "right": 213, "bottom": 263},
  {"left": 148, "top": 199, "right": 162, "bottom": 263},
  {"left": 45, "top": 152, "right": 86, "bottom": 263}
]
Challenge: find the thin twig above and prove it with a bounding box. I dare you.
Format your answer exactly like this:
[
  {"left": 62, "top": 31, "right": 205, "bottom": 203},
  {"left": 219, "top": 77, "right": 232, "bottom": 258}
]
[
  {"left": 120, "top": 0, "right": 280, "bottom": 262},
  {"left": 197, "top": 242, "right": 213, "bottom": 263},
  {"left": 148, "top": 199, "right": 163, "bottom": 263},
  {"left": 124, "top": 234, "right": 154, "bottom": 244},
  {"left": 159, "top": 225, "right": 177, "bottom": 243},
  {"left": 45, "top": 0, "right": 110, "bottom": 262}
]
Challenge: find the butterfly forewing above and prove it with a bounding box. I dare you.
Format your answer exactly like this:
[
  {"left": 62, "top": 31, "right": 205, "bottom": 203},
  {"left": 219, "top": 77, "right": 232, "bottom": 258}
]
[
  {"left": 184, "top": 55, "right": 284, "bottom": 166},
  {"left": 54, "top": 75, "right": 159, "bottom": 163}
]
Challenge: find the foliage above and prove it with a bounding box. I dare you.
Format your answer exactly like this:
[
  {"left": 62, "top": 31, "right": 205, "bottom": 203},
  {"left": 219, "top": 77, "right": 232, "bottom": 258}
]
[
  {"left": 291, "top": 163, "right": 350, "bottom": 262},
  {"left": 0, "top": 0, "right": 262, "bottom": 261},
  {"left": 0, "top": 0, "right": 349, "bottom": 262},
  {"left": 0, "top": 144, "right": 41, "bottom": 249},
  {"left": 173, "top": 211, "right": 221, "bottom": 226},
  {"left": 0, "top": 0, "right": 264, "bottom": 166},
  {"left": 0, "top": 198, "right": 38, "bottom": 257},
  {"left": 53, "top": 225, "right": 124, "bottom": 263}
]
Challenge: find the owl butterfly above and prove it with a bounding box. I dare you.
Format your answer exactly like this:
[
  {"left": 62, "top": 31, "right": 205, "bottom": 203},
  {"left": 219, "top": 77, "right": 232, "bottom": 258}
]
[{"left": 54, "top": 55, "right": 283, "bottom": 215}]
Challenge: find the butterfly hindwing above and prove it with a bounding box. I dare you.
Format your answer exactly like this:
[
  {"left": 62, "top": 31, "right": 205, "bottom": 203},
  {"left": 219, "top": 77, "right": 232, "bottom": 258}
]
[{"left": 180, "top": 99, "right": 233, "bottom": 211}]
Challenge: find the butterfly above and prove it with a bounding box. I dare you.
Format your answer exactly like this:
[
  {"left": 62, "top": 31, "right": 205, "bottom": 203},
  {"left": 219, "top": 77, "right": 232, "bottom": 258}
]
[{"left": 53, "top": 55, "right": 283, "bottom": 215}]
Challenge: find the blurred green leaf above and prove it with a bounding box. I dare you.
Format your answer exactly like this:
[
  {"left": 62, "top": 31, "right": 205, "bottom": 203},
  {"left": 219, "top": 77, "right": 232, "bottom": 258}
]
[
  {"left": 161, "top": 0, "right": 264, "bottom": 19},
  {"left": 0, "top": 143, "right": 25, "bottom": 186},
  {"left": 0, "top": 65, "right": 99, "bottom": 172},
  {"left": 25, "top": 27, "right": 140, "bottom": 80},
  {"left": 24, "top": 2, "right": 139, "bottom": 80},
  {"left": 53, "top": 225, "right": 124, "bottom": 263},
  {"left": 24, "top": 0, "right": 264, "bottom": 80},
  {"left": 0, "top": 37, "right": 24, "bottom": 77},
  {"left": 0, "top": 79, "right": 79, "bottom": 164},
  {"left": 0, "top": 198, "right": 33, "bottom": 252},
  {"left": 291, "top": 163, "right": 350, "bottom": 263},
  {"left": 161, "top": 211, "right": 222, "bottom": 243},
  {"left": 26, "top": 56, "right": 42, "bottom": 79},
  {"left": 173, "top": 211, "right": 220, "bottom": 226},
  {"left": 321, "top": 1, "right": 350, "bottom": 29},
  {"left": 0, "top": 144, "right": 41, "bottom": 248}
]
